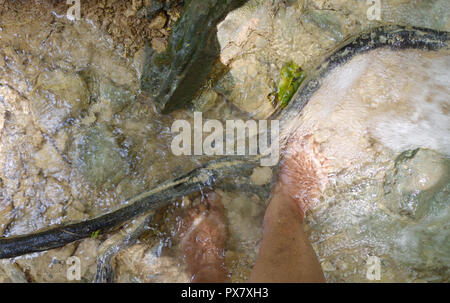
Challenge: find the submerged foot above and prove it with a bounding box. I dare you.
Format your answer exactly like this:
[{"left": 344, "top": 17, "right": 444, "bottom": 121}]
[
  {"left": 277, "top": 134, "right": 329, "bottom": 214},
  {"left": 178, "top": 192, "right": 228, "bottom": 283}
]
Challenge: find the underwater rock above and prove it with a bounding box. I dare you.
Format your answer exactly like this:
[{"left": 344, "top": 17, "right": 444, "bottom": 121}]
[
  {"left": 392, "top": 205, "right": 450, "bottom": 275},
  {"left": 383, "top": 149, "right": 449, "bottom": 220},
  {"left": 149, "top": 13, "right": 167, "bottom": 30},
  {"left": 383, "top": 0, "right": 450, "bottom": 31},
  {"left": 303, "top": 9, "right": 346, "bottom": 41},
  {"left": 14, "top": 244, "right": 77, "bottom": 282},
  {"left": 214, "top": 0, "right": 450, "bottom": 120},
  {"left": 73, "top": 124, "right": 129, "bottom": 186},
  {"left": 114, "top": 243, "right": 190, "bottom": 282},
  {"left": 31, "top": 70, "right": 89, "bottom": 134},
  {"left": 222, "top": 192, "right": 265, "bottom": 249},
  {"left": 34, "top": 142, "right": 70, "bottom": 180},
  {"left": 0, "top": 102, "right": 4, "bottom": 134},
  {"left": 72, "top": 238, "right": 101, "bottom": 281},
  {"left": 44, "top": 178, "right": 70, "bottom": 206},
  {"left": 0, "top": 263, "right": 28, "bottom": 283},
  {"left": 146, "top": 0, "right": 164, "bottom": 20},
  {"left": 151, "top": 37, "right": 168, "bottom": 54},
  {"left": 0, "top": 201, "right": 13, "bottom": 235},
  {"left": 98, "top": 81, "right": 135, "bottom": 113},
  {"left": 193, "top": 89, "right": 220, "bottom": 112},
  {"left": 214, "top": 53, "right": 276, "bottom": 119},
  {"left": 141, "top": 0, "right": 249, "bottom": 113}
]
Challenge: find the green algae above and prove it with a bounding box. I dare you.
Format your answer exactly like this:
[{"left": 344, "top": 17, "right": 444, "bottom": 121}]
[
  {"left": 277, "top": 61, "right": 306, "bottom": 109},
  {"left": 91, "top": 230, "right": 101, "bottom": 239}
]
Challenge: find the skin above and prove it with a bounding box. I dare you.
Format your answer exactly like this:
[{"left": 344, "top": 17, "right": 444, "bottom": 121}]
[
  {"left": 179, "top": 192, "right": 229, "bottom": 282},
  {"left": 180, "top": 135, "right": 326, "bottom": 283},
  {"left": 249, "top": 184, "right": 325, "bottom": 282},
  {"left": 249, "top": 135, "right": 326, "bottom": 282}
]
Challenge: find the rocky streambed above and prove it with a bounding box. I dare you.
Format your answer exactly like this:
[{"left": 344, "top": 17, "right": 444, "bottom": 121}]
[{"left": 0, "top": 0, "right": 449, "bottom": 282}]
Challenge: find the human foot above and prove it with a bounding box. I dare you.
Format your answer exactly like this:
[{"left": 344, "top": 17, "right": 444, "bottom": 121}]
[
  {"left": 276, "top": 134, "right": 329, "bottom": 214},
  {"left": 178, "top": 192, "right": 228, "bottom": 282}
]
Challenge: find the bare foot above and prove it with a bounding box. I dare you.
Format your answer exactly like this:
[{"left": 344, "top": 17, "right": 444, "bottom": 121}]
[
  {"left": 250, "top": 135, "right": 327, "bottom": 283},
  {"left": 276, "top": 134, "right": 329, "bottom": 214},
  {"left": 178, "top": 192, "right": 228, "bottom": 283}
]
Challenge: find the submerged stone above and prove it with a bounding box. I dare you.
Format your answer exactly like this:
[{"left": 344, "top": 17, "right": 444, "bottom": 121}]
[
  {"left": 31, "top": 70, "right": 89, "bottom": 134},
  {"left": 303, "top": 9, "right": 346, "bottom": 41},
  {"left": 74, "top": 124, "right": 129, "bottom": 186},
  {"left": 141, "top": 0, "right": 248, "bottom": 113},
  {"left": 146, "top": 0, "right": 164, "bottom": 20},
  {"left": 98, "top": 81, "right": 135, "bottom": 113},
  {"left": 383, "top": 149, "right": 449, "bottom": 220}
]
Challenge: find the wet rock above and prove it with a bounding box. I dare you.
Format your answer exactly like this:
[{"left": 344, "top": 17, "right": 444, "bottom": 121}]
[
  {"left": 303, "top": 9, "right": 346, "bottom": 41},
  {"left": 0, "top": 55, "right": 5, "bottom": 68},
  {"left": 132, "top": 47, "right": 147, "bottom": 79},
  {"left": 44, "top": 179, "right": 70, "bottom": 205},
  {"left": 73, "top": 238, "right": 102, "bottom": 281},
  {"left": 214, "top": 0, "right": 441, "bottom": 119},
  {"left": 14, "top": 244, "right": 77, "bottom": 282},
  {"left": 34, "top": 143, "right": 70, "bottom": 180},
  {"left": 146, "top": 0, "right": 164, "bottom": 20},
  {"left": 132, "top": 0, "right": 143, "bottom": 11},
  {"left": 383, "top": 0, "right": 450, "bottom": 31},
  {"left": 0, "top": 263, "right": 28, "bottom": 283},
  {"left": 124, "top": 8, "right": 137, "bottom": 18},
  {"left": 215, "top": 54, "right": 275, "bottom": 118},
  {"left": 31, "top": 70, "right": 89, "bottom": 134},
  {"left": 321, "top": 261, "right": 336, "bottom": 272},
  {"left": 65, "top": 203, "right": 89, "bottom": 223},
  {"left": 151, "top": 37, "right": 168, "bottom": 53},
  {"left": 72, "top": 124, "right": 130, "bottom": 186},
  {"left": 0, "top": 102, "right": 4, "bottom": 133},
  {"left": 114, "top": 243, "right": 190, "bottom": 282},
  {"left": 149, "top": 13, "right": 167, "bottom": 29},
  {"left": 384, "top": 149, "right": 449, "bottom": 220},
  {"left": 141, "top": 0, "right": 249, "bottom": 113},
  {"left": 98, "top": 81, "right": 135, "bottom": 113},
  {"left": 0, "top": 200, "right": 13, "bottom": 235},
  {"left": 192, "top": 89, "right": 220, "bottom": 112}
]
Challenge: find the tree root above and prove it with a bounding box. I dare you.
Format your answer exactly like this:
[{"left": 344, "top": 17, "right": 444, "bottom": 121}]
[{"left": 0, "top": 156, "right": 259, "bottom": 259}]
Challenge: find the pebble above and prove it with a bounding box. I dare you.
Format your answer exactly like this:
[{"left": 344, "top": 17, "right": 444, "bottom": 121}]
[
  {"left": 151, "top": 37, "right": 167, "bottom": 53},
  {"left": 149, "top": 13, "right": 167, "bottom": 29},
  {"left": 250, "top": 167, "right": 273, "bottom": 185},
  {"left": 321, "top": 261, "right": 336, "bottom": 272}
]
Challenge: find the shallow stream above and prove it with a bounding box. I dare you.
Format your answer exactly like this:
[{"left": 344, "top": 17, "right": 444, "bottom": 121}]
[{"left": 0, "top": 0, "right": 448, "bottom": 282}]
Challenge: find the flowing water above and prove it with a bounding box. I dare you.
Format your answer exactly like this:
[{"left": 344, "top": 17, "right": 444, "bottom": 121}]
[
  {"left": 299, "top": 48, "right": 450, "bottom": 282},
  {"left": 0, "top": 1, "right": 449, "bottom": 282}
]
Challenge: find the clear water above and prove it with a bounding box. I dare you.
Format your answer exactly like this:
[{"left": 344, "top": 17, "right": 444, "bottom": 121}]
[
  {"left": 0, "top": 1, "right": 449, "bottom": 283},
  {"left": 297, "top": 49, "right": 450, "bottom": 282}
]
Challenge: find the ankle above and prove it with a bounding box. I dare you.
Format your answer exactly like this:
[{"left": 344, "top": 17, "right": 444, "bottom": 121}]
[{"left": 264, "top": 184, "right": 305, "bottom": 227}]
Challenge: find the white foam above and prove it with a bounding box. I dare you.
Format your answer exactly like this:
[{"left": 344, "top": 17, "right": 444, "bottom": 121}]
[{"left": 370, "top": 51, "right": 450, "bottom": 155}]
